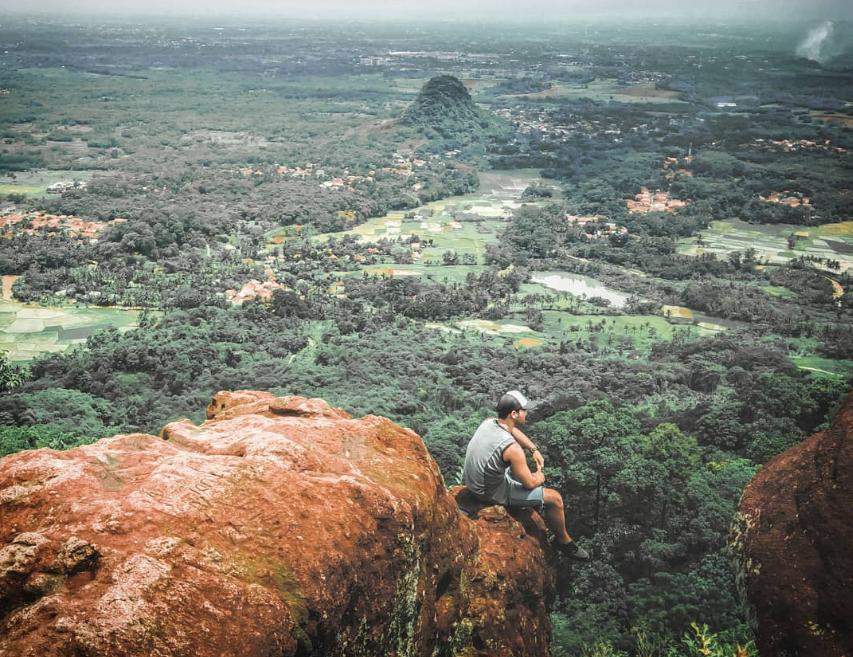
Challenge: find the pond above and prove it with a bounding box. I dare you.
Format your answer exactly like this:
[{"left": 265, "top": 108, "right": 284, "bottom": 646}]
[{"left": 531, "top": 272, "right": 631, "bottom": 309}]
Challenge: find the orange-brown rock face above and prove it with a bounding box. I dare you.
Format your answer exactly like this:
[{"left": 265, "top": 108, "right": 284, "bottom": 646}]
[
  {"left": 732, "top": 394, "right": 853, "bottom": 657},
  {"left": 0, "top": 391, "right": 553, "bottom": 657}
]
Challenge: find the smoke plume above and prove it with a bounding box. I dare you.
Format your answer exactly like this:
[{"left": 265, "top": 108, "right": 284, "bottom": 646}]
[{"left": 796, "top": 21, "right": 835, "bottom": 63}]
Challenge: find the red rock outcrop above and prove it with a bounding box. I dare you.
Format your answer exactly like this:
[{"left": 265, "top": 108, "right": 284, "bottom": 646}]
[
  {"left": 731, "top": 394, "right": 853, "bottom": 657},
  {"left": 0, "top": 391, "right": 554, "bottom": 657}
]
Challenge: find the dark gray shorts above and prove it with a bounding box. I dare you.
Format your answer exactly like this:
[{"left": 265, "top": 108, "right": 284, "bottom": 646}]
[{"left": 505, "top": 474, "right": 545, "bottom": 512}]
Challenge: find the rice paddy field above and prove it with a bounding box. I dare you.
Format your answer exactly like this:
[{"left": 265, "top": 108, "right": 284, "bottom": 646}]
[
  {"left": 0, "top": 169, "right": 95, "bottom": 198},
  {"left": 497, "top": 78, "right": 686, "bottom": 104},
  {"left": 296, "top": 169, "right": 549, "bottom": 263},
  {"left": 431, "top": 310, "right": 723, "bottom": 353},
  {"left": 0, "top": 294, "right": 142, "bottom": 362},
  {"left": 309, "top": 169, "right": 768, "bottom": 352},
  {"left": 358, "top": 263, "right": 480, "bottom": 284},
  {"left": 678, "top": 219, "right": 853, "bottom": 273}
]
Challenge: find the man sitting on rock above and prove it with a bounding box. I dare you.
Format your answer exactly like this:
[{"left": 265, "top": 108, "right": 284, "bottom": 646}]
[{"left": 462, "top": 390, "right": 590, "bottom": 561}]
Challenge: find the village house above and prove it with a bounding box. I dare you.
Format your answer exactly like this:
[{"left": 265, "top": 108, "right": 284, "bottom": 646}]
[{"left": 627, "top": 187, "right": 687, "bottom": 213}]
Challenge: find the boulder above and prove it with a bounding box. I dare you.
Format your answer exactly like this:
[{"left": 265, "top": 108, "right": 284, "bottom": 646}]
[
  {"left": 0, "top": 391, "right": 554, "bottom": 657},
  {"left": 731, "top": 393, "right": 852, "bottom": 657}
]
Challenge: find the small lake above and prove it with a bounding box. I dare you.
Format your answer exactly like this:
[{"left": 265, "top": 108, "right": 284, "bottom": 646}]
[{"left": 531, "top": 272, "right": 631, "bottom": 309}]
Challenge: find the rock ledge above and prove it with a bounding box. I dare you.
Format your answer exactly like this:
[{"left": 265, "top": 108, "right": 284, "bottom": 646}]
[{"left": 0, "top": 391, "right": 554, "bottom": 657}]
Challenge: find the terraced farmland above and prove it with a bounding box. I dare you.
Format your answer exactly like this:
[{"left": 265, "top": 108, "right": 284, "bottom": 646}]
[
  {"left": 679, "top": 219, "right": 853, "bottom": 272},
  {"left": 307, "top": 169, "right": 548, "bottom": 263},
  {"left": 0, "top": 297, "right": 142, "bottom": 362}
]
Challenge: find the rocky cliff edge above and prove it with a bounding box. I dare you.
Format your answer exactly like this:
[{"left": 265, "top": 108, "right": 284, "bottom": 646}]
[
  {"left": 732, "top": 393, "right": 852, "bottom": 657},
  {"left": 0, "top": 391, "right": 554, "bottom": 657}
]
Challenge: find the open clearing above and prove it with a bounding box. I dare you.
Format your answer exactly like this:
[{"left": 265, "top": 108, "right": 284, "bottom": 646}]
[
  {"left": 432, "top": 310, "right": 724, "bottom": 354},
  {"left": 661, "top": 305, "right": 694, "bottom": 321},
  {"left": 792, "top": 355, "right": 853, "bottom": 379},
  {"left": 762, "top": 286, "right": 796, "bottom": 299},
  {"left": 0, "top": 169, "right": 95, "bottom": 198},
  {"left": 811, "top": 111, "right": 853, "bottom": 127},
  {"left": 2, "top": 275, "right": 18, "bottom": 301},
  {"left": 502, "top": 79, "right": 686, "bottom": 105}
]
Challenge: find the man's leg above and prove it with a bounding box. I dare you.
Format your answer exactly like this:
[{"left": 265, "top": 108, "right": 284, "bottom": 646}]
[
  {"left": 542, "top": 487, "right": 589, "bottom": 560},
  {"left": 542, "top": 487, "right": 572, "bottom": 545},
  {"left": 505, "top": 480, "right": 589, "bottom": 560}
]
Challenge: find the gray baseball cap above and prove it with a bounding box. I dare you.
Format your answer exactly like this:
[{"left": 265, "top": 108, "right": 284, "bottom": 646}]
[{"left": 505, "top": 390, "right": 532, "bottom": 410}]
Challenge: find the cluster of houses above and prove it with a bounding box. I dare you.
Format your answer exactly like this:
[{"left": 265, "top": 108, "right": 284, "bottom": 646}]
[
  {"left": 752, "top": 138, "right": 846, "bottom": 155},
  {"left": 0, "top": 211, "right": 122, "bottom": 240},
  {"left": 494, "top": 107, "right": 575, "bottom": 140},
  {"left": 238, "top": 153, "right": 428, "bottom": 193},
  {"left": 494, "top": 106, "right": 659, "bottom": 148},
  {"left": 662, "top": 153, "right": 694, "bottom": 180},
  {"left": 46, "top": 180, "right": 88, "bottom": 194},
  {"left": 626, "top": 187, "right": 687, "bottom": 214},
  {"left": 761, "top": 191, "right": 811, "bottom": 207},
  {"left": 566, "top": 214, "right": 628, "bottom": 238},
  {"left": 224, "top": 279, "right": 285, "bottom": 305}
]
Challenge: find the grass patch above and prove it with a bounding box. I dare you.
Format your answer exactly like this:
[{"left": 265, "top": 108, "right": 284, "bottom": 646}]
[
  {"left": 816, "top": 221, "right": 853, "bottom": 237},
  {"left": 438, "top": 306, "right": 722, "bottom": 353},
  {"left": 540, "top": 312, "right": 676, "bottom": 347},
  {"left": 793, "top": 356, "right": 853, "bottom": 379},
  {"left": 763, "top": 286, "right": 796, "bottom": 299},
  {"left": 515, "top": 337, "right": 544, "bottom": 349}
]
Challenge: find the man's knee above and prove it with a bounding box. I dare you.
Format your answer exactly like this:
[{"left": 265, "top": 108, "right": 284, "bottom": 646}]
[{"left": 543, "top": 487, "right": 564, "bottom": 508}]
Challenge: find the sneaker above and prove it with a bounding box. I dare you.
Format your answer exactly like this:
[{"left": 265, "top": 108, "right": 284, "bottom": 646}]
[{"left": 555, "top": 540, "right": 590, "bottom": 561}]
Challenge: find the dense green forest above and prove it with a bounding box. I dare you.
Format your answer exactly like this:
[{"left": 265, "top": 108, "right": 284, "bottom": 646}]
[{"left": 1, "top": 16, "right": 851, "bottom": 657}]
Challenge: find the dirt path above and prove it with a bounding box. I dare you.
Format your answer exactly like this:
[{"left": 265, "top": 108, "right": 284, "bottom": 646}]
[
  {"left": 826, "top": 277, "right": 844, "bottom": 299},
  {"left": 2, "top": 275, "right": 18, "bottom": 300},
  {"left": 799, "top": 365, "right": 839, "bottom": 377}
]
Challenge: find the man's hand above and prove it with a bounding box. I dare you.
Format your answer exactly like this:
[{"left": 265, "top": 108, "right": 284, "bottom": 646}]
[{"left": 532, "top": 449, "right": 545, "bottom": 472}]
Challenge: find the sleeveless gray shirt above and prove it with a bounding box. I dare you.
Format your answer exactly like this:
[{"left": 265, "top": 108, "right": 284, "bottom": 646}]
[{"left": 463, "top": 419, "right": 515, "bottom": 504}]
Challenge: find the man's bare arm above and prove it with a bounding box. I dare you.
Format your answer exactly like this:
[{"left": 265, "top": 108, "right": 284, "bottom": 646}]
[
  {"left": 503, "top": 443, "right": 545, "bottom": 489},
  {"left": 510, "top": 426, "right": 545, "bottom": 470}
]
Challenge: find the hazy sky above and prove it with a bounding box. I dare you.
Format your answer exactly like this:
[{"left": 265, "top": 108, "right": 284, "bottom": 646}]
[{"left": 1, "top": 0, "right": 851, "bottom": 21}]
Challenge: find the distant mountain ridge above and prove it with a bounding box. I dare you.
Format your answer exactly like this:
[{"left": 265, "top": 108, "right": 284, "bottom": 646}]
[{"left": 400, "top": 75, "right": 507, "bottom": 140}]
